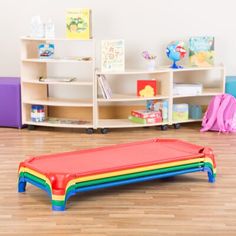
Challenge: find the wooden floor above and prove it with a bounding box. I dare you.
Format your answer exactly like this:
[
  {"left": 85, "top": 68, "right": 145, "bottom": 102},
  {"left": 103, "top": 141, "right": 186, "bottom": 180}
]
[{"left": 0, "top": 124, "right": 236, "bottom": 236}]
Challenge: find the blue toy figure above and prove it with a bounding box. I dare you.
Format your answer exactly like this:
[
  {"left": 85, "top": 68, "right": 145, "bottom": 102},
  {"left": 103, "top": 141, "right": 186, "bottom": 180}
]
[{"left": 166, "top": 41, "right": 187, "bottom": 69}]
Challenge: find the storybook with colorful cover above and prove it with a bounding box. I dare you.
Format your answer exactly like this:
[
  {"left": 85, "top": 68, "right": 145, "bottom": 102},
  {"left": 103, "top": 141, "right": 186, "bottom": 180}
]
[
  {"left": 101, "top": 39, "right": 125, "bottom": 72},
  {"left": 66, "top": 8, "right": 92, "bottom": 39},
  {"left": 189, "top": 36, "right": 214, "bottom": 67}
]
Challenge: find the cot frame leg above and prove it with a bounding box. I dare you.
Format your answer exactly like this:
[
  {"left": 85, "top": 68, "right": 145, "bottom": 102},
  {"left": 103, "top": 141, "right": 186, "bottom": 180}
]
[
  {"left": 52, "top": 203, "right": 66, "bottom": 211},
  {"left": 204, "top": 166, "right": 215, "bottom": 183},
  {"left": 18, "top": 179, "right": 27, "bottom": 192}
]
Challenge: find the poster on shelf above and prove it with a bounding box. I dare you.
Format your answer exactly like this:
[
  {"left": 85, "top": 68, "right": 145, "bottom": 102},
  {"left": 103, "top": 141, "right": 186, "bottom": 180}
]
[
  {"left": 66, "top": 8, "right": 92, "bottom": 39},
  {"left": 101, "top": 39, "right": 125, "bottom": 72}
]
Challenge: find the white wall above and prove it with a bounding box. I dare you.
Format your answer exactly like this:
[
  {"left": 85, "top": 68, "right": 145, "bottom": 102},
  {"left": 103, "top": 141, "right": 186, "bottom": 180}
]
[{"left": 1, "top": 0, "right": 236, "bottom": 76}]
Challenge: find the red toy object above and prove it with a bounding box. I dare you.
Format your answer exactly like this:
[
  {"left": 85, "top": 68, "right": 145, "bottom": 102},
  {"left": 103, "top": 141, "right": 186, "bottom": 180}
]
[
  {"left": 18, "top": 138, "right": 216, "bottom": 211},
  {"left": 137, "top": 80, "right": 157, "bottom": 97},
  {"left": 131, "top": 110, "right": 162, "bottom": 119}
]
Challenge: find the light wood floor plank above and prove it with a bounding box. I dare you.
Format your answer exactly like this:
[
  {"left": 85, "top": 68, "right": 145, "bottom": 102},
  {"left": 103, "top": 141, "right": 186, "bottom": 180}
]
[{"left": 0, "top": 124, "right": 236, "bottom": 235}]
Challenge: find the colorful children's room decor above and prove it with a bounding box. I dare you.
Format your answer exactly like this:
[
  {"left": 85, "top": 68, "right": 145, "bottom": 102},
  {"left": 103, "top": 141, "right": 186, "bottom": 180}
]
[
  {"left": 31, "top": 105, "right": 45, "bottom": 122},
  {"left": 66, "top": 8, "right": 92, "bottom": 39},
  {"left": 173, "top": 104, "right": 189, "bottom": 122},
  {"left": 38, "top": 43, "right": 55, "bottom": 58},
  {"left": 101, "top": 39, "right": 125, "bottom": 72},
  {"left": 189, "top": 36, "right": 214, "bottom": 67},
  {"left": 146, "top": 100, "right": 168, "bottom": 122},
  {"left": 142, "top": 51, "right": 157, "bottom": 70},
  {"left": 129, "top": 110, "right": 162, "bottom": 124},
  {"left": 18, "top": 138, "right": 216, "bottom": 211},
  {"left": 166, "top": 40, "right": 187, "bottom": 69},
  {"left": 137, "top": 80, "right": 157, "bottom": 97}
]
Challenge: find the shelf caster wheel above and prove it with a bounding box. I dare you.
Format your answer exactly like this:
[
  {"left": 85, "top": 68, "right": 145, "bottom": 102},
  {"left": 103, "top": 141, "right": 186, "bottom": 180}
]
[
  {"left": 101, "top": 128, "right": 109, "bottom": 134},
  {"left": 160, "top": 125, "right": 168, "bottom": 131},
  {"left": 173, "top": 123, "right": 181, "bottom": 129},
  {"left": 85, "top": 128, "right": 94, "bottom": 134},
  {"left": 27, "top": 125, "right": 35, "bottom": 130}
]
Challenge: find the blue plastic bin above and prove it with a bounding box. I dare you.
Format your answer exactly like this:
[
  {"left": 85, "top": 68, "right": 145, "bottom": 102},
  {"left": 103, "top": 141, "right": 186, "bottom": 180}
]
[{"left": 226, "top": 76, "right": 236, "bottom": 98}]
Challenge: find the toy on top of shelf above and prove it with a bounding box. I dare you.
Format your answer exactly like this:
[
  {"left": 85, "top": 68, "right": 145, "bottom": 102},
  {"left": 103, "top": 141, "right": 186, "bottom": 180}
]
[
  {"left": 137, "top": 80, "right": 157, "bottom": 97},
  {"left": 142, "top": 51, "right": 157, "bottom": 70},
  {"left": 166, "top": 40, "right": 187, "bottom": 69},
  {"left": 189, "top": 36, "right": 214, "bottom": 67},
  {"left": 38, "top": 43, "right": 55, "bottom": 58},
  {"left": 101, "top": 39, "right": 125, "bottom": 72},
  {"left": 66, "top": 9, "right": 92, "bottom": 39}
]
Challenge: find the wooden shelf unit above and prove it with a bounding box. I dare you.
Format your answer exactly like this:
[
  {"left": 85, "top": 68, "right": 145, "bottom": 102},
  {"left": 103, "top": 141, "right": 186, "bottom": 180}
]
[
  {"left": 21, "top": 37, "right": 95, "bottom": 129},
  {"left": 21, "top": 37, "right": 225, "bottom": 132},
  {"left": 95, "top": 65, "right": 225, "bottom": 130}
]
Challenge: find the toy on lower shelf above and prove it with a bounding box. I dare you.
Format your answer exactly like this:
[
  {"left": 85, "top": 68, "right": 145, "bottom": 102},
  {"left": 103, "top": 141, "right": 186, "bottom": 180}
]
[
  {"left": 173, "top": 83, "right": 203, "bottom": 96},
  {"left": 18, "top": 138, "right": 216, "bottom": 211},
  {"left": 129, "top": 110, "right": 162, "bottom": 124},
  {"left": 146, "top": 100, "right": 168, "bottom": 122},
  {"left": 189, "top": 105, "right": 203, "bottom": 119},
  {"left": 31, "top": 105, "right": 45, "bottom": 122},
  {"left": 173, "top": 104, "right": 189, "bottom": 121}
]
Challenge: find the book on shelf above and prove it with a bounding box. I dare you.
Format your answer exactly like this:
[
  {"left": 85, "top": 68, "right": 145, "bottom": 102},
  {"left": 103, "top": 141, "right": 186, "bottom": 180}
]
[
  {"left": 146, "top": 100, "right": 168, "bottom": 122},
  {"left": 39, "top": 76, "right": 76, "bottom": 82},
  {"left": 98, "top": 75, "right": 112, "bottom": 99},
  {"left": 66, "top": 8, "right": 92, "bottom": 39},
  {"left": 101, "top": 39, "right": 125, "bottom": 72},
  {"left": 137, "top": 80, "right": 157, "bottom": 97},
  {"left": 47, "top": 117, "right": 89, "bottom": 125},
  {"left": 189, "top": 36, "right": 214, "bottom": 67},
  {"left": 172, "top": 104, "right": 189, "bottom": 121},
  {"left": 128, "top": 115, "right": 162, "bottom": 124},
  {"left": 131, "top": 110, "right": 162, "bottom": 119}
]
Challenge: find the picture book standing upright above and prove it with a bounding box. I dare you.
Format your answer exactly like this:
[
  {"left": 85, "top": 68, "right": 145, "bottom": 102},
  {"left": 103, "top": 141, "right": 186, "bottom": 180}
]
[
  {"left": 189, "top": 36, "right": 214, "bottom": 67},
  {"left": 101, "top": 39, "right": 125, "bottom": 72},
  {"left": 66, "top": 8, "right": 92, "bottom": 39}
]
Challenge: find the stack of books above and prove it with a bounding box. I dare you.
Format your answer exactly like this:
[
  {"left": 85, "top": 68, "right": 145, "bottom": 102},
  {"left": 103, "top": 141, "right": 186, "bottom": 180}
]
[
  {"left": 129, "top": 110, "right": 162, "bottom": 124},
  {"left": 98, "top": 75, "right": 112, "bottom": 99}
]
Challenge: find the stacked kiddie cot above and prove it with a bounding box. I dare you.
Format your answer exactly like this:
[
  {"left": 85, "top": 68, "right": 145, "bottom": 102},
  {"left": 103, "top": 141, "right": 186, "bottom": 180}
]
[{"left": 18, "top": 138, "right": 216, "bottom": 211}]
